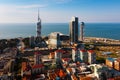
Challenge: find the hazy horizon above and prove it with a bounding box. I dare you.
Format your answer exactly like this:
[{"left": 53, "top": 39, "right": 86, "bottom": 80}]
[{"left": 0, "top": 21, "right": 120, "bottom": 24}]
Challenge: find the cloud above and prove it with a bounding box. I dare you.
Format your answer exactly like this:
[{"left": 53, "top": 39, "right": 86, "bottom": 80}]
[
  {"left": 17, "top": 4, "right": 48, "bottom": 9},
  {"left": 55, "top": 0, "right": 72, "bottom": 3},
  {"left": 45, "top": 0, "right": 72, "bottom": 4},
  {"left": 0, "top": 4, "right": 45, "bottom": 23},
  {"left": 0, "top": 4, "right": 48, "bottom": 10}
]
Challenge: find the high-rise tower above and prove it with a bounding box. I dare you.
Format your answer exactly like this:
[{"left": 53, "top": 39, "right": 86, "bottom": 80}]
[
  {"left": 36, "top": 10, "right": 41, "bottom": 37},
  {"left": 69, "top": 17, "right": 79, "bottom": 43},
  {"left": 80, "top": 22, "right": 85, "bottom": 42}
]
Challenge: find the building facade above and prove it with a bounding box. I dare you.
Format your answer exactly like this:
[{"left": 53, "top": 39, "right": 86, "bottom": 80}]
[
  {"left": 72, "top": 48, "right": 81, "bottom": 62},
  {"left": 72, "top": 48, "right": 78, "bottom": 62},
  {"left": 72, "top": 48, "right": 88, "bottom": 62},
  {"left": 88, "top": 50, "right": 96, "bottom": 64},
  {"left": 48, "top": 32, "right": 61, "bottom": 49},
  {"left": 55, "top": 50, "right": 64, "bottom": 61},
  {"left": 29, "top": 36, "right": 35, "bottom": 47},
  {"left": 80, "top": 22, "right": 85, "bottom": 42},
  {"left": 80, "top": 49, "right": 88, "bottom": 63},
  {"left": 34, "top": 52, "right": 42, "bottom": 65},
  {"left": 106, "top": 57, "right": 115, "bottom": 68},
  {"left": 69, "top": 17, "right": 79, "bottom": 43},
  {"left": 114, "top": 58, "right": 120, "bottom": 71}
]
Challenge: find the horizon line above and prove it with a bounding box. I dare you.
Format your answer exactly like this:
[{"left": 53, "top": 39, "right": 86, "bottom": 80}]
[{"left": 0, "top": 22, "right": 120, "bottom": 24}]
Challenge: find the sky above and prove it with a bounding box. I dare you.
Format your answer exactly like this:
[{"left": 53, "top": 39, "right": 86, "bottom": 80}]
[{"left": 0, "top": 0, "right": 120, "bottom": 23}]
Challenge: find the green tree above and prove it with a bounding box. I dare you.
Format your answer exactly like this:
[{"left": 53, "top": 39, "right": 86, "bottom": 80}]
[{"left": 22, "top": 37, "right": 30, "bottom": 48}]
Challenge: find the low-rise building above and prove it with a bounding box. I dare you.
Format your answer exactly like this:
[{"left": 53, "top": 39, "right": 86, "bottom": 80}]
[
  {"left": 80, "top": 49, "right": 88, "bottom": 63},
  {"left": 72, "top": 48, "right": 79, "bottom": 62},
  {"left": 87, "top": 50, "right": 96, "bottom": 64},
  {"left": 106, "top": 57, "right": 116, "bottom": 68},
  {"left": 72, "top": 49, "right": 80, "bottom": 62},
  {"left": 72, "top": 48, "right": 88, "bottom": 63},
  {"left": 114, "top": 58, "right": 120, "bottom": 71},
  {"left": 32, "top": 64, "right": 44, "bottom": 74},
  {"left": 34, "top": 51, "right": 42, "bottom": 65},
  {"left": 55, "top": 49, "right": 64, "bottom": 61}
]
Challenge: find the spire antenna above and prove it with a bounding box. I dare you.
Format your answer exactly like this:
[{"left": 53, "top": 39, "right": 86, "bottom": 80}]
[{"left": 38, "top": 8, "right": 40, "bottom": 21}]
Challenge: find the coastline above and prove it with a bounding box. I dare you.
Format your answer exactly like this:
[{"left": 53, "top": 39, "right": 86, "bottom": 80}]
[
  {"left": 84, "top": 37, "right": 120, "bottom": 41},
  {"left": 0, "top": 36, "right": 120, "bottom": 43},
  {"left": 0, "top": 23, "right": 120, "bottom": 40},
  {"left": 84, "top": 37, "right": 120, "bottom": 44}
]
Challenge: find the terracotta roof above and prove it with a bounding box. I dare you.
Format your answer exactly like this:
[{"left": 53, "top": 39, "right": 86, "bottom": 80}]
[
  {"left": 71, "top": 74, "right": 78, "bottom": 80},
  {"left": 59, "top": 69, "right": 66, "bottom": 78},
  {"left": 80, "top": 50, "right": 86, "bottom": 52},
  {"left": 73, "top": 48, "right": 78, "bottom": 51},
  {"left": 55, "top": 49, "right": 65, "bottom": 53},
  {"left": 87, "top": 50, "right": 94, "bottom": 54},
  {"left": 107, "top": 78, "right": 114, "bottom": 80},
  {"left": 32, "top": 64, "right": 44, "bottom": 69},
  {"left": 50, "top": 52, "right": 55, "bottom": 55},
  {"left": 34, "top": 52, "right": 42, "bottom": 55},
  {"left": 67, "top": 68, "right": 72, "bottom": 72},
  {"left": 116, "top": 58, "right": 120, "bottom": 62},
  {"left": 80, "top": 76, "right": 93, "bottom": 80},
  {"left": 62, "top": 58, "right": 71, "bottom": 61}
]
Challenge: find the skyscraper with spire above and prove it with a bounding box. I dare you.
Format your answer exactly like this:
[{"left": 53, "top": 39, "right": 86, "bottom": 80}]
[{"left": 36, "top": 10, "right": 41, "bottom": 37}]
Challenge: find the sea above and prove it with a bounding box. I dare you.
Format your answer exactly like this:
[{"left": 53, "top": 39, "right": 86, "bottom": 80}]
[{"left": 0, "top": 23, "right": 120, "bottom": 40}]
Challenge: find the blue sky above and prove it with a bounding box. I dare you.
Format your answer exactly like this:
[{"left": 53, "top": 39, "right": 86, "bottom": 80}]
[{"left": 0, "top": 0, "right": 120, "bottom": 23}]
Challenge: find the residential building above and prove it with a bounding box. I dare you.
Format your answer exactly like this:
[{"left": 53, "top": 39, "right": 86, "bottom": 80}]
[
  {"left": 32, "top": 64, "right": 44, "bottom": 74},
  {"left": 72, "top": 48, "right": 80, "bottom": 62},
  {"left": 34, "top": 52, "right": 42, "bottom": 65},
  {"left": 72, "top": 48, "right": 88, "bottom": 62},
  {"left": 106, "top": 57, "right": 115, "bottom": 68},
  {"left": 114, "top": 58, "right": 120, "bottom": 71},
  {"left": 55, "top": 49, "right": 64, "bottom": 61},
  {"left": 87, "top": 50, "right": 96, "bottom": 64},
  {"left": 80, "top": 49, "right": 88, "bottom": 63}
]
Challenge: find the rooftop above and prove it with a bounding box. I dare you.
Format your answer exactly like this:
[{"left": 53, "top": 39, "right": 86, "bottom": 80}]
[
  {"left": 80, "top": 49, "right": 86, "bottom": 52},
  {"left": 32, "top": 64, "right": 44, "bottom": 69},
  {"left": 55, "top": 49, "right": 65, "bottom": 53},
  {"left": 107, "top": 57, "right": 116, "bottom": 62},
  {"left": 87, "top": 50, "right": 94, "bottom": 54}
]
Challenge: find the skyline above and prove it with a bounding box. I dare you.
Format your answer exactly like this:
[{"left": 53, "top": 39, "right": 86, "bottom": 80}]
[{"left": 0, "top": 0, "right": 120, "bottom": 23}]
